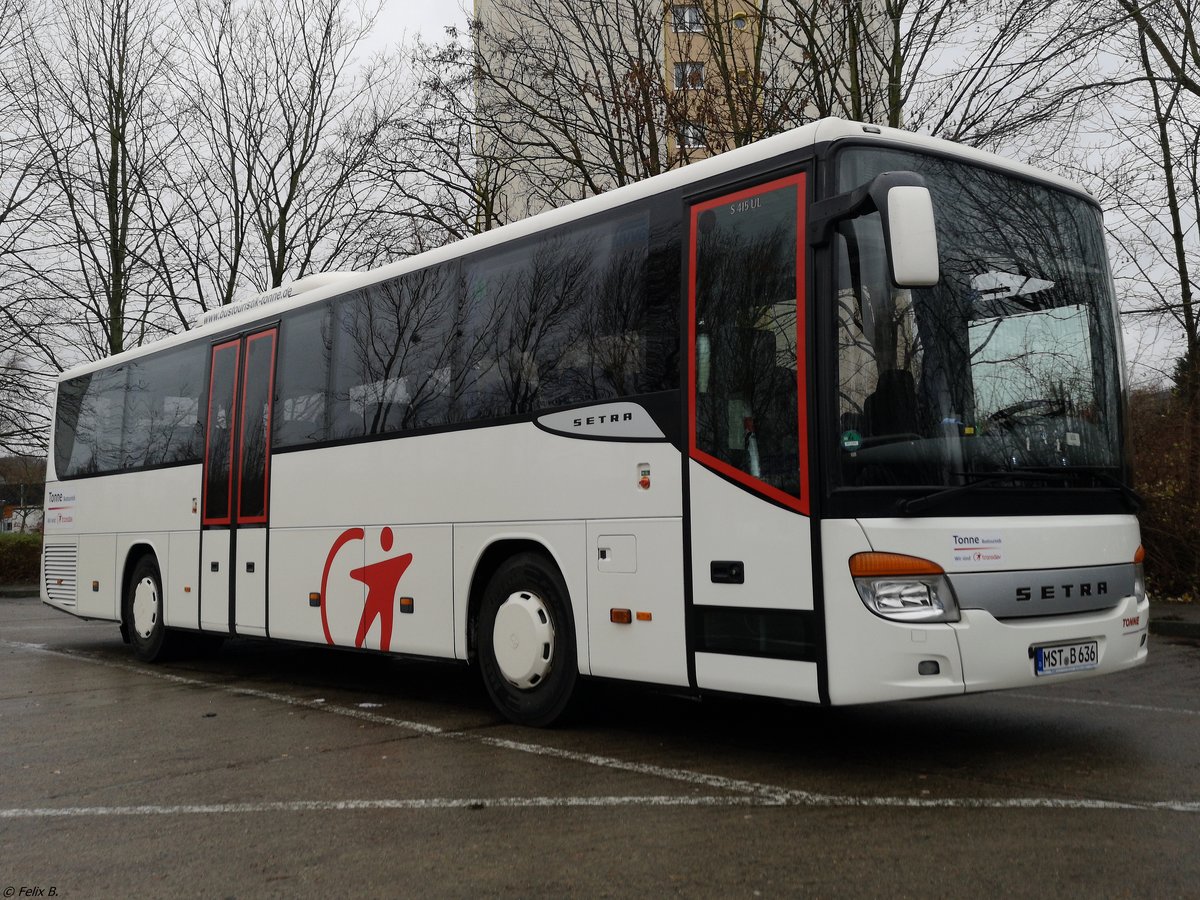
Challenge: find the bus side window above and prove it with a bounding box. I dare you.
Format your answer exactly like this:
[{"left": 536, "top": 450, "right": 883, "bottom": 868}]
[
  {"left": 275, "top": 303, "right": 332, "bottom": 448},
  {"left": 123, "top": 344, "right": 206, "bottom": 468},
  {"left": 59, "top": 367, "right": 126, "bottom": 477}
]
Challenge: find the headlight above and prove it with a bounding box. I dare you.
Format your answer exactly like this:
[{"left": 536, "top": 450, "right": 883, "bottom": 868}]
[
  {"left": 1133, "top": 544, "right": 1146, "bottom": 604},
  {"left": 849, "top": 552, "right": 960, "bottom": 623}
]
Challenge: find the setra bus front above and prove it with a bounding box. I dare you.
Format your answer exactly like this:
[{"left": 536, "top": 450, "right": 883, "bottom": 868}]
[{"left": 815, "top": 140, "right": 1147, "bottom": 703}]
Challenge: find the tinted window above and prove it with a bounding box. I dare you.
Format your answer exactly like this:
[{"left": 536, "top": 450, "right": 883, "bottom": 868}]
[
  {"left": 54, "top": 367, "right": 126, "bottom": 477},
  {"left": 275, "top": 304, "right": 332, "bottom": 447},
  {"left": 330, "top": 265, "right": 461, "bottom": 439},
  {"left": 266, "top": 203, "right": 678, "bottom": 448},
  {"left": 203, "top": 342, "right": 240, "bottom": 523},
  {"left": 239, "top": 332, "right": 275, "bottom": 519},
  {"left": 694, "top": 180, "right": 802, "bottom": 501},
  {"left": 123, "top": 345, "right": 206, "bottom": 468},
  {"left": 462, "top": 209, "right": 664, "bottom": 417}
]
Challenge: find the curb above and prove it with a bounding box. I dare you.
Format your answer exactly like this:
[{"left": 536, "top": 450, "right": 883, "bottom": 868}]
[{"left": 1149, "top": 607, "right": 1200, "bottom": 640}]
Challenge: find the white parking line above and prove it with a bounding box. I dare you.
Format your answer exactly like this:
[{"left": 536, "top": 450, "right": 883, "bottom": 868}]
[{"left": 5, "top": 640, "right": 1198, "bottom": 817}]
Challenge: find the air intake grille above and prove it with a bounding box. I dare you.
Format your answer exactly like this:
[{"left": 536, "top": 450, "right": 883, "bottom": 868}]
[{"left": 44, "top": 543, "right": 78, "bottom": 606}]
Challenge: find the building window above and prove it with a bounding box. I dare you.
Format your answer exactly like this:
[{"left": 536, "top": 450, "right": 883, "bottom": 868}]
[
  {"left": 674, "top": 61, "right": 705, "bottom": 90},
  {"left": 671, "top": 5, "right": 704, "bottom": 33},
  {"left": 680, "top": 123, "right": 705, "bottom": 149},
  {"left": 731, "top": 14, "right": 749, "bottom": 31}
]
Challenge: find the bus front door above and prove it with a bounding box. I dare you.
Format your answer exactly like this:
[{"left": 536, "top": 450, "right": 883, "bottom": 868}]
[
  {"left": 199, "top": 328, "right": 278, "bottom": 637},
  {"left": 685, "top": 172, "right": 821, "bottom": 704}
]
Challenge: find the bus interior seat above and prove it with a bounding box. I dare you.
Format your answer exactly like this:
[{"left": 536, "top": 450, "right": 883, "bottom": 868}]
[{"left": 864, "top": 369, "right": 918, "bottom": 438}]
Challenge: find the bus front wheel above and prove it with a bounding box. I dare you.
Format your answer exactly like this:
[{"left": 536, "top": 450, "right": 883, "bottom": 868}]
[
  {"left": 124, "top": 554, "right": 173, "bottom": 662},
  {"left": 478, "top": 553, "right": 577, "bottom": 727}
]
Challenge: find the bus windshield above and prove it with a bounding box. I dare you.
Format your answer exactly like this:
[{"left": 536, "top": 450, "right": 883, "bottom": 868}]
[{"left": 829, "top": 147, "right": 1125, "bottom": 497}]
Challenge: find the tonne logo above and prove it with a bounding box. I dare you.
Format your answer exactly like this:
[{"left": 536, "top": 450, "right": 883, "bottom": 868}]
[{"left": 320, "top": 526, "right": 412, "bottom": 651}]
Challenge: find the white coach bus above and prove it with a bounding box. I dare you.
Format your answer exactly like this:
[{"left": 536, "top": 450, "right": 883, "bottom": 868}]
[{"left": 41, "top": 119, "right": 1148, "bottom": 725}]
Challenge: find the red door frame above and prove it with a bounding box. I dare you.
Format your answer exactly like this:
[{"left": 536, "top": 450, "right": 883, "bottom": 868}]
[
  {"left": 200, "top": 327, "right": 278, "bottom": 632},
  {"left": 686, "top": 171, "right": 809, "bottom": 515}
]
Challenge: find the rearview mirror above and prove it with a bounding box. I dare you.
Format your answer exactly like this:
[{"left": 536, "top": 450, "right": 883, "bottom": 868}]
[
  {"left": 885, "top": 185, "right": 939, "bottom": 287},
  {"left": 809, "top": 171, "right": 941, "bottom": 288}
]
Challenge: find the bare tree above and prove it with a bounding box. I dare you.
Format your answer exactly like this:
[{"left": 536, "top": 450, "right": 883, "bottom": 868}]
[
  {"left": 0, "top": 1, "right": 59, "bottom": 453},
  {"left": 456, "top": 0, "right": 1120, "bottom": 224},
  {"left": 360, "top": 31, "right": 513, "bottom": 258},
  {"left": 767, "top": 0, "right": 1116, "bottom": 158},
  {"left": 161, "top": 0, "right": 394, "bottom": 307},
  {"left": 15, "top": 0, "right": 182, "bottom": 358},
  {"left": 470, "top": 0, "right": 683, "bottom": 217},
  {"left": 1118, "top": 0, "right": 1200, "bottom": 100},
  {"left": 1077, "top": 2, "right": 1200, "bottom": 595}
]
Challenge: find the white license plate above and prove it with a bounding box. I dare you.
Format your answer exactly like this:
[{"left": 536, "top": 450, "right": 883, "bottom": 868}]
[{"left": 1034, "top": 640, "right": 1098, "bottom": 676}]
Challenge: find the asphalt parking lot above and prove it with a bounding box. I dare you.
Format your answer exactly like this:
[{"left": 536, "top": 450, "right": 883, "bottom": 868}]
[{"left": 2, "top": 594, "right": 1199, "bottom": 898}]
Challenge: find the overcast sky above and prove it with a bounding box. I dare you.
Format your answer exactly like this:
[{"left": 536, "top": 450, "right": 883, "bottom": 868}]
[{"left": 376, "top": 1, "right": 468, "bottom": 48}]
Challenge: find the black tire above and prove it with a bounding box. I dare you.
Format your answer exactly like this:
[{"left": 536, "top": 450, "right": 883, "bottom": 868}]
[
  {"left": 123, "top": 554, "right": 174, "bottom": 662},
  {"left": 477, "top": 552, "right": 578, "bottom": 727}
]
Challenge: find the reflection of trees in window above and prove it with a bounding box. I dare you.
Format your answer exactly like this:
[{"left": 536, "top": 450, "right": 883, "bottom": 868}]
[
  {"left": 123, "top": 346, "right": 206, "bottom": 468},
  {"left": 833, "top": 148, "right": 1122, "bottom": 485},
  {"left": 332, "top": 265, "right": 463, "bottom": 438},
  {"left": 463, "top": 211, "right": 657, "bottom": 418},
  {"left": 239, "top": 334, "right": 275, "bottom": 518},
  {"left": 572, "top": 243, "right": 651, "bottom": 400},
  {"left": 54, "top": 369, "right": 125, "bottom": 477},
  {"left": 474, "top": 234, "right": 589, "bottom": 416},
  {"left": 204, "top": 344, "right": 239, "bottom": 522},
  {"left": 695, "top": 187, "right": 799, "bottom": 496},
  {"left": 275, "top": 304, "right": 334, "bottom": 447},
  {"left": 55, "top": 344, "right": 207, "bottom": 477},
  {"left": 272, "top": 207, "right": 671, "bottom": 446}
]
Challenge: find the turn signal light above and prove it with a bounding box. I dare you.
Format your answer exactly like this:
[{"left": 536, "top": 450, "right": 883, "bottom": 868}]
[
  {"left": 1134, "top": 545, "right": 1145, "bottom": 565},
  {"left": 849, "top": 552, "right": 944, "bottom": 578},
  {"left": 610, "top": 608, "right": 632, "bottom": 624}
]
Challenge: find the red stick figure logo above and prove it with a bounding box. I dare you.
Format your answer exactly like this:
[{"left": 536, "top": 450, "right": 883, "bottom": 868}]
[{"left": 321, "top": 527, "right": 413, "bottom": 652}]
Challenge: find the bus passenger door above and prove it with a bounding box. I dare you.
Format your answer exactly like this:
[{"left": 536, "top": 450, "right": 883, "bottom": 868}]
[
  {"left": 200, "top": 328, "right": 278, "bottom": 636},
  {"left": 685, "top": 171, "right": 820, "bottom": 703}
]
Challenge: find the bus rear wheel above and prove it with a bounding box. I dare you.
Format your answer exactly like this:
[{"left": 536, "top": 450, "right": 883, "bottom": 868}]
[
  {"left": 124, "top": 554, "right": 174, "bottom": 662},
  {"left": 478, "top": 553, "right": 577, "bottom": 727}
]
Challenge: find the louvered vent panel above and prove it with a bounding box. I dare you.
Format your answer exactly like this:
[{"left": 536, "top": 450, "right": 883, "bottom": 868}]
[{"left": 44, "top": 544, "right": 78, "bottom": 606}]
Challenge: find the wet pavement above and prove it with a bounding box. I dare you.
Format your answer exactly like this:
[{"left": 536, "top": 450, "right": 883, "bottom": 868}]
[{"left": 2, "top": 594, "right": 1198, "bottom": 897}]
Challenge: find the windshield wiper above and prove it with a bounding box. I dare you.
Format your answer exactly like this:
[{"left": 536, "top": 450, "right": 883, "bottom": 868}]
[{"left": 896, "top": 467, "right": 1141, "bottom": 516}]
